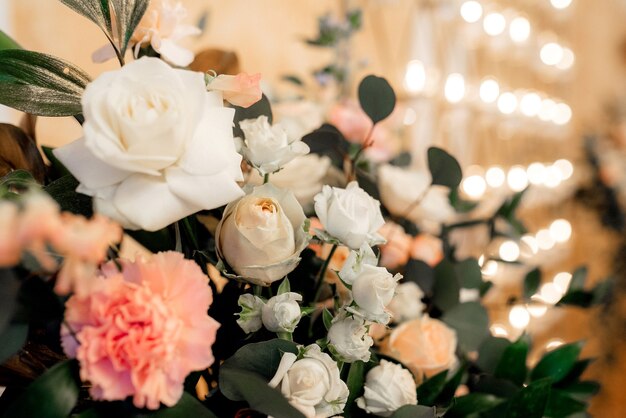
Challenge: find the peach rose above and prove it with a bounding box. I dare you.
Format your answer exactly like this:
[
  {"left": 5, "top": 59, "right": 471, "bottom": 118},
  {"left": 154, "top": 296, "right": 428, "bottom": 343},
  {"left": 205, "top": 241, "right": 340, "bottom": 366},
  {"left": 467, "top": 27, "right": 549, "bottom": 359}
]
[
  {"left": 62, "top": 252, "right": 220, "bottom": 410},
  {"left": 411, "top": 234, "right": 444, "bottom": 267},
  {"left": 208, "top": 73, "right": 262, "bottom": 108},
  {"left": 378, "top": 222, "right": 412, "bottom": 270},
  {"left": 383, "top": 317, "right": 457, "bottom": 379}
]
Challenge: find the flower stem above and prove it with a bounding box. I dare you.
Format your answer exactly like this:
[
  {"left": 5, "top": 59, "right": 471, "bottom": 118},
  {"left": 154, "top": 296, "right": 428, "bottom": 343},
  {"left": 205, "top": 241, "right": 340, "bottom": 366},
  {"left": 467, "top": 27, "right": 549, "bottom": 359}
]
[
  {"left": 312, "top": 244, "right": 338, "bottom": 304},
  {"left": 263, "top": 173, "right": 270, "bottom": 184},
  {"left": 278, "top": 332, "right": 293, "bottom": 341}
]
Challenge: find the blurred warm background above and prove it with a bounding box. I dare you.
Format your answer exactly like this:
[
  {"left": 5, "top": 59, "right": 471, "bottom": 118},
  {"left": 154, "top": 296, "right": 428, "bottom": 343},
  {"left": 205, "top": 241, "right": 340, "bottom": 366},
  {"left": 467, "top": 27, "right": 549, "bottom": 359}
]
[{"left": 3, "top": 0, "right": 626, "bottom": 415}]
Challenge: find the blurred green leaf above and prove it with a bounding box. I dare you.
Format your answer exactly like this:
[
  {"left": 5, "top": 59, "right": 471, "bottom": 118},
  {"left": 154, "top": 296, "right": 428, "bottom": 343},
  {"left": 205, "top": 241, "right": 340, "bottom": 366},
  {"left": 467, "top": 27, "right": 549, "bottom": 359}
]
[
  {"left": 42, "top": 146, "right": 71, "bottom": 179},
  {"left": 391, "top": 405, "right": 436, "bottom": 418},
  {"left": 404, "top": 259, "right": 434, "bottom": 294},
  {"left": 0, "top": 322, "right": 28, "bottom": 363},
  {"left": 544, "top": 389, "right": 586, "bottom": 417},
  {"left": 531, "top": 342, "right": 584, "bottom": 383},
  {"left": 569, "top": 266, "right": 588, "bottom": 291},
  {"left": 558, "top": 291, "right": 593, "bottom": 307},
  {"left": 437, "top": 365, "right": 466, "bottom": 405},
  {"left": 455, "top": 258, "right": 482, "bottom": 289},
  {"left": 0, "top": 30, "right": 21, "bottom": 50},
  {"left": 432, "top": 259, "right": 460, "bottom": 311},
  {"left": 427, "top": 147, "right": 462, "bottom": 189},
  {"left": 233, "top": 94, "right": 273, "bottom": 138},
  {"left": 445, "top": 394, "right": 503, "bottom": 418},
  {"left": 442, "top": 302, "right": 489, "bottom": 351},
  {"left": 44, "top": 175, "right": 93, "bottom": 217},
  {"left": 358, "top": 75, "right": 396, "bottom": 124},
  {"left": 523, "top": 268, "right": 541, "bottom": 299},
  {"left": 416, "top": 369, "right": 448, "bottom": 406},
  {"left": 0, "top": 268, "right": 20, "bottom": 334},
  {"left": 505, "top": 377, "right": 552, "bottom": 418},
  {"left": 344, "top": 360, "right": 365, "bottom": 417},
  {"left": 0, "top": 169, "right": 37, "bottom": 190},
  {"left": 322, "top": 308, "right": 333, "bottom": 331},
  {"left": 474, "top": 375, "right": 519, "bottom": 398},
  {"left": 495, "top": 335, "right": 529, "bottom": 386},
  {"left": 110, "top": 0, "right": 149, "bottom": 58},
  {"left": 477, "top": 337, "right": 511, "bottom": 375}
]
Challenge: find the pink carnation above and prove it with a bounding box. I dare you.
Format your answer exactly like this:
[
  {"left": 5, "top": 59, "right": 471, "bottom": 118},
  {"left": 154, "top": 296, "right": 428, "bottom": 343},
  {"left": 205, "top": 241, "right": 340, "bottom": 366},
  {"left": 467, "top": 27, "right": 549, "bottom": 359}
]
[
  {"left": 209, "top": 72, "right": 262, "bottom": 108},
  {"left": 62, "top": 252, "right": 220, "bottom": 410}
]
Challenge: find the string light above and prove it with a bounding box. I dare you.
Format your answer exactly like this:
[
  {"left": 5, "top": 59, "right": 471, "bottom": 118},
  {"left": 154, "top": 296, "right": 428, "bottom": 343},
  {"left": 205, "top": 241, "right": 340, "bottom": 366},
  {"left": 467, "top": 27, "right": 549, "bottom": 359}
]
[
  {"left": 405, "top": 60, "right": 426, "bottom": 94},
  {"left": 507, "top": 166, "right": 528, "bottom": 191},
  {"left": 557, "top": 47, "right": 575, "bottom": 70},
  {"left": 553, "top": 272, "right": 573, "bottom": 293},
  {"left": 445, "top": 73, "right": 466, "bottom": 103},
  {"left": 527, "top": 303, "right": 548, "bottom": 318},
  {"left": 486, "top": 166, "right": 505, "bottom": 187},
  {"left": 509, "top": 305, "right": 531, "bottom": 329},
  {"left": 498, "top": 92, "right": 518, "bottom": 114},
  {"left": 490, "top": 324, "right": 510, "bottom": 338},
  {"left": 483, "top": 13, "right": 506, "bottom": 36},
  {"left": 553, "top": 103, "right": 572, "bottom": 125},
  {"left": 403, "top": 108, "right": 417, "bottom": 125},
  {"left": 482, "top": 260, "right": 499, "bottom": 277},
  {"left": 479, "top": 78, "right": 500, "bottom": 103},
  {"left": 554, "top": 159, "right": 574, "bottom": 180},
  {"left": 536, "top": 229, "right": 556, "bottom": 250},
  {"left": 462, "top": 175, "right": 487, "bottom": 199},
  {"left": 509, "top": 16, "right": 531, "bottom": 43},
  {"left": 521, "top": 235, "right": 539, "bottom": 255},
  {"left": 527, "top": 162, "right": 546, "bottom": 185},
  {"left": 544, "top": 166, "right": 563, "bottom": 188},
  {"left": 549, "top": 219, "right": 572, "bottom": 243},
  {"left": 537, "top": 282, "right": 562, "bottom": 304},
  {"left": 540, "top": 42, "right": 564, "bottom": 66},
  {"left": 499, "top": 240, "right": 520, "bottom": 262},
  {"left": 460, "top": 1, "right": 483, "bottom": 23},
  {"left": 520, "top": 92, "right": 542, "bottom": 117},
  {"left": 550, "top": 0, "right": 573, "bottom": 10},
  {"left": 546, "top": 339, "right": 566, "bottom": 350}
]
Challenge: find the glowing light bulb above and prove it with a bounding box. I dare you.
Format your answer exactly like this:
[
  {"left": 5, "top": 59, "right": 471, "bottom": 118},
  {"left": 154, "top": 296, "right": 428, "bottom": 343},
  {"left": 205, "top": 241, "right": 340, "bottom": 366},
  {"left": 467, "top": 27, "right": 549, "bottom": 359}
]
[
  {"left": 540, "top": 43, "right": 564, "bottom": 66},
  {"left": 498, "top": 92, "right": 518, "bottom": 114},
  {"left": 549, "top": 219, "right": 572, "bottom": 243},
  {"left": 460, "top": 1, "right": 483, "bottom": 23},
  {"left": 544, "top": 166, "right": 562, "bottom": 188},
  {"left": 507, "top": 166, "right": 528, "bottom": 191},
  {"left": 536, "top": 229, "right": 555, "bottom": 250},
  {"left": 553, "top": 272, "right": 572, "bottom": 293},
  {"left": 550, "top": 0, "right": 572, "bottom": 10},
  {"left": 520, "top": 92, "right": 542, "bottom": 117},
  {"left": 509, "top": 16, "right": 531, "bottom": 43},
  {"left": 403, "top": 108, "right": 417, "bottom": 125},
  {"left": 462, "top": 175, "right": 487, "bottom": 199},
  {"left": 539, "top": 282, "right": 562, "bottom": 304},
  {"left": 478, "top": 254, "right": 485, "bottom": 266},
  {"left": 479, "top": 78, "right": 500, "bottom": 103},
  {"left": 539, "top": 98, "right": 557, "bottom": 122},
  {"left": 491, "top": 324, "right": 509, "bottom": 338},
  {"left": 483, "top": 13, "right": 506, "bottom": 36},
  {"left": 405, "top": 60, "right": 426, "bottom": 94},
  {"left": 557, "top": 47, "right": 575, "bottom": 70},
  {"left": 554, "top": 159, "right": 574, "bottom": 180},
  {"left": 486, "top": 166, "right": 505, "bottom": 188},
  {"left": 527, "top": 303, "right": 548, "bottom": 318},
  {"left": 444, "top": 73, "right": 465, "bottom": 103},
  {"left": 546, "top": 339, "right": 565, "bottom": 351},
  {"left": 527, "top": 162, "right": 546, "bottom": 185},
  {"left": 553, "top": 103, "right": 572, "bottom": 125},
  {"left": 499, "top": 240, "right": 520, "bottom": 262},
  {"left": 482, "top": 260, "right": 498, "bottom": 277},
  {"left": 509, "top": 305, "right": 530, "bottom": 329},
  {"left": 521, "top": 235, "right": 539, "bottom": 255}
]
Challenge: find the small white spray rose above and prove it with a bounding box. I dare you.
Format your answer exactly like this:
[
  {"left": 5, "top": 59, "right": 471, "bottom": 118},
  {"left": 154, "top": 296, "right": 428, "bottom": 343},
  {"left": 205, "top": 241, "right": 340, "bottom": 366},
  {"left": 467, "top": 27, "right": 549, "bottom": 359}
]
[
  {"left": 356, "top": 360, "right": 418, "bottom": 417},
  {"left": 261, "top": 292, "right": 303, "bottom": 333},
  {"left": 338, "top": 244, "right": 377, "bottom": 285},
  {"left": 236, "top": 294, "right": 264, "bottom": 333},
  {"left": 350, "top": 265, "right": 400, "bottom": 324},
  {"left": 388, "top": 282, "right": 425, "bottom": 323},
  {"left": 327, "top": 313, "right": 373, "bottom": 363},
  {"left": 268, "top": 344, "right": 349, "bottom": 418},
  {"left": 313, "top": 182, "right": 385, "bottom": 250},
  {"left": 236, "top": 115, "right": 310, "bottom": 176}
]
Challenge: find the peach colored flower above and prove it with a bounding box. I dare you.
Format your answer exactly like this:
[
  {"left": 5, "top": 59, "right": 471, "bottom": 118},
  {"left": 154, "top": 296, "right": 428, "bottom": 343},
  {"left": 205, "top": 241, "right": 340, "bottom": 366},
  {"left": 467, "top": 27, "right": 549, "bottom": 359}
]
[
  {"left": 383, "top": 317, "right": 457, "bottom": 379},
  {"left": 208, "top": 73, "right": 262, "bottom": 108},
  {"left": 62, "top": 252, "right": 220, "bottom": 410},
  {"left": 410, "top": 234, "right": 444, "bottom": 267},
  {"left": 0, "top": 202, "right": 21, "bottom": 266},
  {"left": 378, "top": 222, "right": 411, "bottom": 270}
]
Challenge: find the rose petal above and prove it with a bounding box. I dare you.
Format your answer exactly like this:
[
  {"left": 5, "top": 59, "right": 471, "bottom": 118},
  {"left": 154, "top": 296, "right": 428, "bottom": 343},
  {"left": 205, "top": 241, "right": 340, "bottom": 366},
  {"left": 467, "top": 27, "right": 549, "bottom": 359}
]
[{"left": 166, "top": 167, "right": 244, "bottom": 211}]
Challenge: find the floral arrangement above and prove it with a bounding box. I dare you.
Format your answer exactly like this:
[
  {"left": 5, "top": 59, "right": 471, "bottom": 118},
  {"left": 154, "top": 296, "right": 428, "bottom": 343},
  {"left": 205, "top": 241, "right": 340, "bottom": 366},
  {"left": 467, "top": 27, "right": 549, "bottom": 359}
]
[{"left": 0, "top": 1, "right": 610, "bottom": 418}]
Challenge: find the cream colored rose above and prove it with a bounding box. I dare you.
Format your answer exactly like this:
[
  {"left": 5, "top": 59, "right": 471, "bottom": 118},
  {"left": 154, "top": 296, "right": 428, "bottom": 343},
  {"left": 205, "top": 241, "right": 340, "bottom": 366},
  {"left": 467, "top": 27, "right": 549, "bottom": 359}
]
[
  {"left": 388, "top": 282, "right": 425, "bottom": 323},
  {"left": 338, "top": 244, "right": 377, "bottom": 285},
  {"left": 350, "top": 265, "right": 400, "bottom": 325},
  {"left": 411, "top": 234, "right": 444, "bottom": 267},
  {"left": 356, "top": 360, "right": 417, "bottom": 417},
  {"left": 327, "top": 313, "right": 373, "bottom": 363},
  {"left": 384, "top": 317, "right": 458, "bottom": 379},
  {"left": 378, "top": 165, "right": 454, "bottom": 231},
  {"left": 268, "top": 344, "right": 349, "bottom": 418},
  {"left": 314, "top": 182, "right": 385, "bottom": 250},
  {"left": 262, "top": 292, "right": 303, "bottom": 333},
  {"left": 54, "top": 57, "right": 244, "bottom": 231},
  {"left": 216, "top": 184, "right": 309, "bottom": 286}
]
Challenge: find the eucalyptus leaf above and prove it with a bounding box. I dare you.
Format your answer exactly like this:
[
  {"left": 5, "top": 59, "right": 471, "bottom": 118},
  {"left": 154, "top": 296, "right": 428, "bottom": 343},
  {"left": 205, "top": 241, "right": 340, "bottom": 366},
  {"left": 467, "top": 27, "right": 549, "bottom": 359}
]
[
  {"left": 404, "top": 259, "right": 434, "bottom": 294},
  {"left": 0, "top": 322, "right": 28, "bottom": 363},
  {"left": 0, "top": 30, "right": 21, "bottom": 50},
  {"left": 442, "top": 302, "right": 489, "bottom": 351},
  {"left": 531, "top": 342, "right": 583, "bottom": 383},
  {"left": 427, "top": 147, "right": 462, "bottom": 189},
  {"left": 523, "top": 268, "right": 541, "bottom": 299},
  {"left": 432, "top": 259, "right": 460, "bottom": 311},
  {"left": 357, "top": 75, "right": 396, "bottom": 124},
  {"left": 455, "top": 258, "right": 482, "bottom": 289},
  {"left": 569, "top": 266, "right": 588, "bottom": 291},
  {"left": 390, "top": 405, "right": 436, "bottom": 418}
]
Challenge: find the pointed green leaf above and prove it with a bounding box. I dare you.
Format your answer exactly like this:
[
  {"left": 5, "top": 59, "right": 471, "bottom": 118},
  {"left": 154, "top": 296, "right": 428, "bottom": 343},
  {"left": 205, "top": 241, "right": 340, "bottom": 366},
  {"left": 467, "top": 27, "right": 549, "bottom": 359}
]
[
  {"left": 110, "top": 0, "right": 149, "bottom": 58},
  {"left": 344, "top": 360, "right": 365, "bottom": 417},
  {"left": 358, "top": 75, "right": 396, "bottom": 124},
  {"left": 427, "top": 147, "right": 462, "bottom": 189},
  {"left": 233, "top": 94, "right": 273, "bottom": 138},
  {"left": 477, "top": 337, "right": 511, "bottom": 375},
  {"left": 523, "top": 268, "right": 541, "bottom": 299},
  {"left": 416, "top": 369, "right": 448, "bottom": 406},
  {"left": 569, "top": 266, "right": 588, "bottom": 291},
  {"left": 505, "top": 377, "right": 552, "bottom": 418},
  {"left": 277, "top": 278, "right": 291, "bottom": 295},
  {"left": 445, "top": 394, "right": 503, "bottom": 418},
  {"left": 531, "top": 342, "right": 584, "bottom": 383},
  {"left": 495, "top": 335, "right": 529, "bottom": 386},
  {"left": 0, "top": 30, "right": 20, "bottom": 50},
  {"left": 323, "top": 308, "right": 334, "bottom": 331}
]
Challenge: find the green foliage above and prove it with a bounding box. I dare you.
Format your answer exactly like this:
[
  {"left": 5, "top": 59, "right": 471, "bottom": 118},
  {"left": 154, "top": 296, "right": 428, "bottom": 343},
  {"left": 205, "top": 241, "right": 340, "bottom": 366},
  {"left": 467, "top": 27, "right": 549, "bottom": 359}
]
[
  {"left": 505, "top": 378, "right": 552, "bottom": 418},
  {"left": 531, "top": 342, "right": 584, "bottom": 383},
  {"left": 569, "top": 266, "right": 588, "bottom": 291},
  {"left": 391, "top": 405, "right": 436, "bottom": 418},
  {"left": 0, "top": 269, "right": 20, "bottom": 334},
  {"left": 44, "top": 175, "right": 93, "bottom": 217},
  {"left": 277, "top": 277, "right": 291, "bottom": 295},
  {"left": 444, "top": 394, "right": 503, "bottom": 418},
  {"left": 0, "top": 30, "right": 21, "bottom": 50},
  {"left": 233, "top": 94, "right": 273, "bottom": 138},
  {"left": 358, "top": 75, "right": 396, "bottom": 124},
  {"left": 42, "top": 146, "right": 72, "bottom": 179},
  {"left": 0, "top": 323, "right": 28, "bottom": 363},
  {"left": 416, "top": 370, "right": 448, "bottom": 406},
  {"left": 302, "top": 123, "right": 350, "bottom": 169},
  {"left": 494, "top": 335, "right": 529, "bottom": 386},
  {"left": 455, "top": 258, "right": 483, "bottom": 289},
  {"left": 442, "top": 302, "right": 489, "bottom": 352},
  {"left": 323, "top": 308, "right": 334, "bottom": 331},
  {"left": 432, "top": 259, "right": 460, "bottom": 311},
  {"left": 477, "top": 337, "right": 511, "bottom": 375},
  {"left": 523, "top": 268, "right": 541, "bottom": 299},
  {"left": 403, "top": 259, "right": 435, "bottom": 294},
  {"left": 344, "top": 360, "right": 365, "bottom": 417},
  {"left": 427, "top": 147, "right": 463, "bottom": 189}
]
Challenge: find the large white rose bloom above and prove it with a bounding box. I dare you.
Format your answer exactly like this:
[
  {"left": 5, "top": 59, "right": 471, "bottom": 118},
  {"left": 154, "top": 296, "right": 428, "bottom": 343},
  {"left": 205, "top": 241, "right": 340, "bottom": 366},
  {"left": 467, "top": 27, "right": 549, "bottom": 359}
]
[
  {"left": 55, "top": 57, "right": 244, "bottom": 231},
  {"left": 356, "top": 360, "right": 418, "bottom": 417}
]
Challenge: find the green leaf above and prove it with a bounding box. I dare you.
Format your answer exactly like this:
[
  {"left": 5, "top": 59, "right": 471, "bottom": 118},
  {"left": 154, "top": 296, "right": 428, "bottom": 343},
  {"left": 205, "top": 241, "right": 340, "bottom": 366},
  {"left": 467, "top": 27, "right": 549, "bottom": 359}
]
[
  {"left": 44, "top": 175, "right": 93, "bottom": 217},
  {"left": 557, "top": 291, "right": 593, "bottom": 308},
  {"left": 427, "top": 147, "right": 462, "bottom": 189},
  {"left": 569, "top": 266, "right": 587, "bottom": 291},
  {"left": 233, "top": 94, "right": 273, "bottom": 138},
  {"left": 76, "top": 393, "right": 220, "bottom": 418},
  {"left": 505, "top": 377, "right": 552, "bottom": 418},
  {"left": 0, "top": 49, "right": 90, "bottom": 116},
  {"left": 277, "top": 277, "right": 291, "bottom": 295},
  {"left": 432, "top": 259, "right": 460, "bottom": 311},
  {"left": 0, "top": 169, "right": 37, "bottom": 190},
  {"left": 592, "top": 278, "right": 613, "bottom": 304},
  {"left": 416, "top": 369, "right": 448, "bottom": 406},
  {"left": 344, "top": 360, "right": 365, "bottom": 417},
  {"left": 474, "top": 375, "right": 520, "bottom": 398},
  {"left": 323, "top": 308, "right": 334, "bottom": 331},
  {"left": 282, "top": 75, "right": 304, "bottom": 86},
  {"left": 444, "top": 394, "right": 503, "bottom": 418},
  {"left": 437, "top": 365, "right": 465, "bottom": 405},
  {"left": 477, "top": 337, "right": 511, "bottom": 375},
  {"left": 42, "top": 146, "right": 72, "bottom": 179},
  {"left": 544, "top": 389, "right": 586, "bottom": 417},
  {"left": 391, "top": 405, "right": 436, "bottom": 418},
  {"left": 0, "top": 323, "right": 28, "bottom": 363},
  {"left": 0, "top": 268, "right": 20, "bottom": 334},
  {"left": 110, "top": 0, "right": 150, "bottom": 58},
  {"left": 219, "top": 368, "right": 305, "bottom": 418},
  {"left": 523, "top": 268, "right": 541, "bottom": 299},
  {"left": 404, "top": 259, "right": 434, "bottom": 294},
  {"left": 2, "top": 360, "right": 80, "bottom": 418},
  {"left": 559, "top": 380, "right": 600, "bottom": 401},
  {"left": 0, "top": 30, "right": 21, "bottom": 50},
  {"left": 357, "top": 75, "right": 396, "bottom": 124},
  {"left": 495, "top": 335, "right": 529, "bottom": 386},
  {"left": 59, "top": 0, "right": 113, "bottom": 41},
  {"left": 455, "top": 258, "right": 482, "bottom": 289},
  {"left": 531, "top": 342, "right": 583, "bottom": 383},
  {"left": 442, "top": 302, "right": 489, "bottom": 351}
]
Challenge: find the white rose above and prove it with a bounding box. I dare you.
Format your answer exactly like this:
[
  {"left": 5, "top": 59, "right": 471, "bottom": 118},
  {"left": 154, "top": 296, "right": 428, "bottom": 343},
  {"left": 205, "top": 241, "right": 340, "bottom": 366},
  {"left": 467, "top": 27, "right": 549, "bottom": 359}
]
[
  {"left": 388, "top": 282, "right": 425, "bottom": 323},
  {"left": 351, "top": 265, "right": 400, "bottom": 324},
  {"left": 268, "top": 344, "right": 349, "bottom": 418},
  {"left": 54, "top": 57, "right": 243, "bottom": 231},
  {"left": 262, "top": 292, "right": 303, "bottom": 333},
  {"left": 378, "top": 165, "right": 454, "bottom": 230},
  {"left": 338, "top": 244, "right": 377, "bottom": 285},
  {"left": 236, "top": 115, "right": 310, "bottom": 176},
  {"left": 314, "top": 182, "right": 385, "bottom": 250},
  {"left": 356, "top": 360, "right": 417, "bottom": 417},
  {"left": 327, "top": 313, "right": 373, "bottom": 363},
  {"left": 216, "top": 183, "right": 309, "bottom": 286},
  {"left": 236, "top": 294, "right": 264, "bottom": 333}
]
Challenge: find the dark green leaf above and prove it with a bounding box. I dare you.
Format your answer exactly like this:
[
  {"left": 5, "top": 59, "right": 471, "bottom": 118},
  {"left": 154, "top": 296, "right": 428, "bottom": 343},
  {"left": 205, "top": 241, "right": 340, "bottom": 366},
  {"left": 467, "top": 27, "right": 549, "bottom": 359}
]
[
  {"left": 323, "top": 308, "right": 333, "bottom": 331},
  {"left": 505, "top": 377, "right": 552, "bottom": 418},
  {"left": 560, "top": 381, "right": 600, "bottom": 402},
  {"left": 477, "top": 337, "right": 511, "bottom": 375},
  {"left": 544, "top": 389, "right": 586, "bottom": 417},
  {"left": 0, "top": 30, "right": 21, "bottom": 50},
  {"left": 480, "top": 280, "right": 493, "bottom": 297},
  {"left": 302, "top": 123, "right": 349, "bottom": 168},
  {"left": 391, "top": 405, "right": 436, "bottom": 418},
  {"left": 0, "top": 169, "right": 37, "bottom": 190},
  {"left": 557, "top": 359, "right": 593, "bottom": 385},
  {"left": 432, "top": 259, "right": 460, "bottom": 312},
  {"left": 427, "top": 147, "right": 462, "bottom": 189},
  {"left": 416, "top": 369, "right": 448, "bottom": 406},
  {"left": 474, "top": 375, "right": 519, "bottom": 398},
  {"left": 75, "top": 393, "right": 219, "bottom": 418},
  {"left": 455, "top": 258, "right": 483, "bottom": 289},
  {"left": 346, "top": 9, "right": 363, "bottom": 30},
  {"left": 449, "top": 188, "right": 478, "bottom": 213},
  {"left": 523, "top": 269, "right": 541, "bottom": 299},
  {"left": 442, "top": 302, "right": 489, "bottom": 351},
  {"left": 59, "top": 0, "right": 112, "bottom": 40},
  {"left": 404, "top": 259, "right": 434, "bottom": 294},
  {"left": 2, "top": 360, "right": 80, "bottom": 418},
  {"left": 44, "top": 175, "right": 93, "bottom": 217},
  {"left": 219, "top": 369, "right": 305, "bottom": 418},
  {"left": 531, "top": 342, "right": 583, "bottom": 383},
  {"left": 495, "top": 335, "right": 529, "bottom": 386},
  {"left": 110, "top": 0, "right": 149, "bottom": 58},
  {"left": 344, "top": 360, "right": 365, "bottom": 417},
  {"left": 127, "top": 228, "right": 174, "bottom": 253},
  {"left": 282, "top": 75, "right": 304, "bottom": 86},
  {"left": 444, "top": 394, "right": 503, "bottom": 418},
  {"left": 437, "top": 365, "right": 465, "bottom": 405},
  {"left": 233, "top": 94, "right": 273, "bottom": 138},
  {"left": 592, "top": 279, "right": 613, "bottom": 304},
  {"left": 357, "top": 75, "right": 396, "bottom": 124},
  {"left": 0, "top": 268, "right": 20, "bottom": 334},
  {"left": 557, "top": 291, "right": 593, "bottom": 307},
  {"left": 42, "top": 146, "right": 71, "bottom": 179},
  {"left": 497, "top": 191, "right": 526, "bottom": 220},
  {"left": 569, "top": 267, "right": 587, "bottom": 291},
  {"left": 0, "top": 323, "right": 28, "bottom": 363}
]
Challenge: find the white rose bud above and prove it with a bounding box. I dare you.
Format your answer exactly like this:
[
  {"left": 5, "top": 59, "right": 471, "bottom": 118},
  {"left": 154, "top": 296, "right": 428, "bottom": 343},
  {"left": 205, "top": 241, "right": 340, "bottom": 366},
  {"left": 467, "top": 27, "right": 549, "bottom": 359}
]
[
  {"left": 314, "top": 182, "right": 385, "bottom": 250},
  {"left": 351, "top": 265, "right": 400, "bottom": 324},
  {"left": 338, "top": 244, "right": 377, "bottom": 285},
  {"left": 216, "top": 183, "right": 310, "bottom": 286},
  {"left": 236, "top": 294, "right": 264, "bottom": 333},
  {"left": 236, "top": 115, "right": 310, "bottom": 176},
  {"left": 356, "top": 360, "right": 417, "bottom": 417},
  {"left": 262, "top": 292, "right": 303, "bottom": 333},
  {"left": 269, "top": 344, "right": 349, "bottom": 418},
  {"left": 388, "top": 282, "right": 425, "bottom": 323},
  {"left": 54, "top": 57, "right": 244, "bottom": 231},
  {"left": 328, "top": 314, "right": 373, "bottom": 363}
]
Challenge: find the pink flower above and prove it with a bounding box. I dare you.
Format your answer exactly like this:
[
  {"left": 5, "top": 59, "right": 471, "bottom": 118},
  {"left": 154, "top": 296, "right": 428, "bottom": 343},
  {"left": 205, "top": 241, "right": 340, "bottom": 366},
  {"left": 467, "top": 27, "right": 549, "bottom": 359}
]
[
  {"left": 62, "top": 252, "right": 220, "bottom": 409},
  {"left": 378, "top": 222, "right": 412, "bottom": 270},
  {"left": 0, "top": 202, "right": 21, "bottom": 266},
  {"left": 209, "top": 73, "right": 262, "bottom": 108},
  {"left": 410, "top": 234, "right": 443, "bottom": 267}
]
